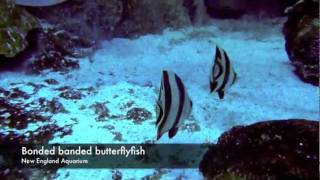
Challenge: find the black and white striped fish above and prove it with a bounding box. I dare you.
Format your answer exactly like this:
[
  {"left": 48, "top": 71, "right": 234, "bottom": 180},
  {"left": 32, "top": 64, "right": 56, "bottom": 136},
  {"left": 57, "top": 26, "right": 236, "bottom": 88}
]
[
  {"left": 209, "top": 46, "right": 237, "bottom": 99},
  {"left": 156, "top": 70, "right": 192, "bottom": 140}
]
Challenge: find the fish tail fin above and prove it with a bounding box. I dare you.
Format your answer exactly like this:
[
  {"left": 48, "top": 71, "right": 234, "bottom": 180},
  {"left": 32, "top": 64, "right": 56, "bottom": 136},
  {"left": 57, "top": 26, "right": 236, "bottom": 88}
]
[{"left": 168, "top": 127, "right": 179, "bottom": 138}]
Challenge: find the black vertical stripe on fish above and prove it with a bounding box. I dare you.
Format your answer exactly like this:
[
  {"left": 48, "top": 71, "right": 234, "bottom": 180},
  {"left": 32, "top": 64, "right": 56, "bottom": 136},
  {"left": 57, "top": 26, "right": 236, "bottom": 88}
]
[
  {"left": 210, "top": 81, "right": 217, "bottom": 92},
  {"left": 169, "top": 74, "right": 186, "bottom": 138},
  {"left": 169, "top": 127, "right": 179, "bottom": 138},
  {"left": 215, "top": 46, "right": 222, "bottom": 60},
  {"left": 217, "top": 51, "right": 231, "bottom": 92},
  {"left": 158, "top": 71, "right": 172, "bottom": 131},
  {"left": 155, "top": 102, "right": 163, "bottom": 125}
]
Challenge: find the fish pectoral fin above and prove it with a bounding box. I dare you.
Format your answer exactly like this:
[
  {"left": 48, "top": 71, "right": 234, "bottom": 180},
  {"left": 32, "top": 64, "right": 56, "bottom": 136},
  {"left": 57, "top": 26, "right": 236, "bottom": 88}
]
[
  {"left": 218, "top": 90, "right": 225, "bottom": 99},
  {"left": 168, "top": 126, "right": 179, "bottom": 139}
]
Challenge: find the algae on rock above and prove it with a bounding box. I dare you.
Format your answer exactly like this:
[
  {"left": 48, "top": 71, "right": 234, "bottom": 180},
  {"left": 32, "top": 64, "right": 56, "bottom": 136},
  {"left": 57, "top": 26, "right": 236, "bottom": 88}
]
[{"left": 0, "top": 1, "right": 38, "bottom": 58}]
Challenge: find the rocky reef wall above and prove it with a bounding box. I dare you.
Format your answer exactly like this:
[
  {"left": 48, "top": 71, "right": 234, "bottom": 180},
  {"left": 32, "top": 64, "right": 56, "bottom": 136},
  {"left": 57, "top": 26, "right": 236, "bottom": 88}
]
[
  {"left": 283, "top": 0, "right": 319, "bottom": 86},
  {"left": 25, "top": 0, "right": 194, "bottom": 39}
]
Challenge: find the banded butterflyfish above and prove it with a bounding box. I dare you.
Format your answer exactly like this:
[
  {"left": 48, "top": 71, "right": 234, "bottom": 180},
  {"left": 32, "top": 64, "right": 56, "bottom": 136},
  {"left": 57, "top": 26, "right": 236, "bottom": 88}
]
[
  {"left": 156, "top": 70, "right": 192, "bottom": 140},
  {"left": 209, "top": 45, "right": 237, "bottom": 99}
]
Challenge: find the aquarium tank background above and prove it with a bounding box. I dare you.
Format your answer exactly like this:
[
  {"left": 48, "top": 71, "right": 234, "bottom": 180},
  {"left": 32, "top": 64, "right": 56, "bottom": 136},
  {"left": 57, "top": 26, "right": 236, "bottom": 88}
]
[{"left": 0, "top": 0, "right": 319, "bottom": 179}]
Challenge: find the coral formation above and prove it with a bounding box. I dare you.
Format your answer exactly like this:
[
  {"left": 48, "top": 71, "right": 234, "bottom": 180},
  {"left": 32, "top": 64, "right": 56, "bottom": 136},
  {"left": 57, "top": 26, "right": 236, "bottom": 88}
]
[
  {"left": 199, "top": 119, "right": 319, "bottom": 179},
  {"left": 0, "top": 1, "right": 38, "bottom": 57},
  {"left": 283, "top": 0, "right": 319, "bottom": 86}
]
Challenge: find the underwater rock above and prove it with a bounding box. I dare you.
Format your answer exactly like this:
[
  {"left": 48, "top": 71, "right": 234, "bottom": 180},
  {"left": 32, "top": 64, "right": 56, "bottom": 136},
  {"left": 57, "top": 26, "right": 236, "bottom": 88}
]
[
  {"left": 199, "top": 119, "right": 319, "bottom": 179},
  {"left": 126, "top": 107, "right": 152, "bottom": 124},
  {"left": 90, "top": 102, "right": 110, "bottom": 121},
  {"left": 43, "top": 28, "right": 95, "bottom": 57},
  {"left": 0, "top": 98, "right": 51, "bottom": 130},
  {"left": 58, "top": 88, "right": 83, "bottom": 100},
  {"left": 204, "top": 0, "right": 298, "bottom": 18},
  {"left": 183, "top": 0, "right": 210, "bottom": 25},
  {"left": 204, "top": 0, "right": 245, "bottom": 19},
  {"left": 26, "top": 0, "right": 191, "bottom": 39},
  {"left": 283, "top": 0, "right": 319, "bottom": 86},
  {"left": 0, "top": 1, "right": 38, "bottom": 58},
  {"left": 0, "top": 25, "right": 90, "bottom": 72},
  {"left": 183, "top": 0, "right": 197, "bottom": 23},
  {"left": 0, "top": 124, "right": 71, "bottom": 144},
  {"left": 38, "top": 97, "right": 68, "bottom": 114},
  {"left": 44, "top": 78, "right": 59, "bottom": 85},
  {"left": 27, "top": 50, "right": 79, "bottom": 74},
  {"left": 115, "top": 0, "right": 190, "bottom": 37},
  {"left": 0, "top": 87, "right": 30, "bottom": 99},
  {"left": 25, "top": 0, "right": 123, "bottom": 40}
]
